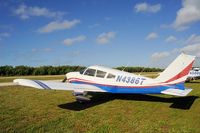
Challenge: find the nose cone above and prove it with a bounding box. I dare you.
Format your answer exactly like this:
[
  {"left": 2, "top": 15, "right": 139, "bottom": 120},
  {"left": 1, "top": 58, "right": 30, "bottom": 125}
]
[{"left": 66, "top": 72, "right": 79, "bottom": 79}]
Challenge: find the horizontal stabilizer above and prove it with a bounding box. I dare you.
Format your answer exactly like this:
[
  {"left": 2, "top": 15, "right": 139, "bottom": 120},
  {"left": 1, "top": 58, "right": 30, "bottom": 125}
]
[{"left": 161, "top": 88, "right": 192, "bottom": 96}]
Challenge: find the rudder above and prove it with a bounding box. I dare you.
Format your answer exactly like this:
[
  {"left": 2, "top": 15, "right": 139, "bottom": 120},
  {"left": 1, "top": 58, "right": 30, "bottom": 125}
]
[{"left": 155, "top": 53, "right": 195, "bottom": 83}]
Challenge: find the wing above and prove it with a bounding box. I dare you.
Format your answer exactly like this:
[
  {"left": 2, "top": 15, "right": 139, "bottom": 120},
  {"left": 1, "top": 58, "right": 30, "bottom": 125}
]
[
  {"left": 161, "top": 88, "right": 192, "bottom": 96},
  {"left": 13, "top": 79, "right": 106, "bottom": 93}
]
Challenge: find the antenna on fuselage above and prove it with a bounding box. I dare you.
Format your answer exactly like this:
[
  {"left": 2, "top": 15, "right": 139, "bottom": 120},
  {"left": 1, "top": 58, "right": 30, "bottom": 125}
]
[
  {"left": 138, "top": 67, "right": 145, "bottom": 76},
  {"left": 122, "top": 62, "right": 130, "bottom": 71}
]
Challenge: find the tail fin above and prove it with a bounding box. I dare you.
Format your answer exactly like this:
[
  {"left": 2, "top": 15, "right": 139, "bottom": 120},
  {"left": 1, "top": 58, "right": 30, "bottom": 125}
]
[{"left": 156, "top": 53, "right": 195, "bottom": 83}]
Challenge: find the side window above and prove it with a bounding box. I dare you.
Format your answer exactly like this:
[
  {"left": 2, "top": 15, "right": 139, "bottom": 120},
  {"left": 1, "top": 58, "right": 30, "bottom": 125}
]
[
  {"left": 84, "top": 69, "right": 96, "bottom": 76},
  {"left": 107, "top": 73, "right": 116, "bottom": 79},
  {"left": 96, "top": 70, "right": 107, "bottom": 78}
]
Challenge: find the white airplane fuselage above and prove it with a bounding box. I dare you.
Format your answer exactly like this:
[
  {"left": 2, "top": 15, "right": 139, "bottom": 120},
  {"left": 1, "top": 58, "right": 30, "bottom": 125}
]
[{"left": 66, "top": 65, "right": 185, "bottom": 94}]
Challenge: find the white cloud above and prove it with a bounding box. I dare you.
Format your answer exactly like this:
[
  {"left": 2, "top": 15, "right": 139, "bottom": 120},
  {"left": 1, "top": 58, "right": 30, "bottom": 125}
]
[
  {"left": 38, "top": 19, "right": 80, "bottom": 33},
  {"left": 43, "top": 48, "right": 52, "bottom": 52},
  {"left": 32, "top": 48, "right": 52, "bottom": 52},
  {"left": 181, "top": 43, "right": 200, "bottom": 57},
  {"left": 105, "top": 17, "right": 112, "bottom": 21},
  {"left": 152, "top": 33, "right": 200, "bottom": 62},
  {"left": 0, "top": 32, "right": 10, "bottom": 41},
  {"left": 14, "top": 4, "right": 65, "bottom": 20},
  {"left": 63, "top": 35, "right": 86, "bottom": 46},
  {"left": 165, "top": 36, "right": 177, "bottom": 43},
  {"left": 146, "top": 32, "right": 158, "bottom": 40},
  {"left": 185, "top": 34, "right": 200, "bottom": 45},
  {"left": 31, "top": 48, "right": 37, "bottom": 52},
  {"left": 151, "top": 52, "right": 170, "bottom": 60},
  {"left": 135, "top": 2, "right": 161, "bottom": 13},
  {"left": 172, "top": 0, "right": 200, "bottom": 30},
  {"left": 151, "top": 33, "right": 200, "bottom": 67},
  {"left": 89, "top": 23, "right": 100, "bottom": 28},
  {"left": 96, "top": 31, "right": 116, "bottom": 44},
  {"left": 0, "top": 32, "right": 10, "bottom": 37}
]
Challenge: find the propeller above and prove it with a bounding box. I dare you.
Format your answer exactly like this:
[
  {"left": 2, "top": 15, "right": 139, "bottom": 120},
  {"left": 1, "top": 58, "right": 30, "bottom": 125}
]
[
  {"left": 62, "top": 77, "right": 67, "bottom": 82},
  {"left": 62, "top": 65, "right": 81, "bottom": 83}
]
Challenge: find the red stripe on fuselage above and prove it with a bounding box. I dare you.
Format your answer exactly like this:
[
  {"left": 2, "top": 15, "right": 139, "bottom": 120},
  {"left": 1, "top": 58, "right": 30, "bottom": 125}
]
[{"left": 68, "top": 78, "right": 184, "bottom": 88}]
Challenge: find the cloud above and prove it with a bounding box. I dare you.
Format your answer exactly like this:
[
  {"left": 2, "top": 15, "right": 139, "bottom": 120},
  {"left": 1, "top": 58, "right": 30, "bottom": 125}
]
[
  {"left": 0, "top": 32, "right": 10, "bottom": 40},
  {"left": 181, "top": 43, "right": 200, "bottom": 57},
  {"left": 135, "top": 2, "right": 161, "bottom": 13},
  {"left": 152, "top": 34, "right": 200, "bottom": 62},
  {"left": 151, "top": 52, "right": 170, "bottom": 60},
  {"left": 172, "top": 0, "right": 200, "bottom": 30},
  {"left": 185, "top": 34, "right": 200, "bottom": 45},
  {"left": 0, "top": 32, "right": 10, "bottom": 37},
  {"left": 96, "top": 31, "right": 116, "bottom": 44},
  {"left": 165, "top": 36, "right": 177, "bottom": 43},
  {"left": 14, "top": 4, "right": 65, "bottom": 20},
  {"left": 105, "top": 17, "right": 112, "bottom": 21},
  {"left": 32, "top": 48, "right": 53, "bottom": 52},
  {"left": 89, "top": 23, "right": 100, "bottom": 28},
  {"left": 38, "top": 19, "right": 80, "bottom": 33},
  {"left": 151, "top": 33, "right": 200, "bottom": 67},
  {"left": 43, "top": 48, "right": 53, "bottom": 52},
  {"left": 146, "top": 32, "right": 158, "bottom": 40},
  {"left": 63, "top": 35, "right": 86, "bottom": 46}
]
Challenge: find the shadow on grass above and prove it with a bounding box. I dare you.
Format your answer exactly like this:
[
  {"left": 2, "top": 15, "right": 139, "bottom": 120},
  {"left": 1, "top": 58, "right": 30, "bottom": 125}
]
[
  {"left": 58, "top": 93, "right": 115, "bottom": 111},
  {"left": 58, "top": 93, "right": 199, "bottom": 111}
]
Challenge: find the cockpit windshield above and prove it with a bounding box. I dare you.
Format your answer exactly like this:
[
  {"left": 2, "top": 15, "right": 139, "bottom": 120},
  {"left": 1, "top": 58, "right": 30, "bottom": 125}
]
[
  {"left": 84, "top": 68, "right": 96, "bottom": 76},
  {"left": 79, "top": 68, "right": 86, "bottom": 74}
]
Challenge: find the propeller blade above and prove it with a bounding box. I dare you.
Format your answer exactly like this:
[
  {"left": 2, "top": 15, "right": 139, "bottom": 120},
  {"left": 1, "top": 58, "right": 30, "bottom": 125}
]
[{"left": 62, "top": 77, "right": 67, "bottom": 82}]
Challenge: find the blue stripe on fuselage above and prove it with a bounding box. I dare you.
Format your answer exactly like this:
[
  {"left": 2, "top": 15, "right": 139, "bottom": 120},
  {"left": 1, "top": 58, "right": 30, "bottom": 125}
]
[{"left": 70, "top": 81, "right": 185, "bottom": 94}]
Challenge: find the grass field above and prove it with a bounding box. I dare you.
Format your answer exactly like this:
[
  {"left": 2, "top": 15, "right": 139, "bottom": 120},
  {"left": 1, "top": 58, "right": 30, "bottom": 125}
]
[
  {"left": 0, "top": 75, "right": 65, "bottom": 83},
  {"left": 0, "top": 77, "right": 200, "bottom": 132}
]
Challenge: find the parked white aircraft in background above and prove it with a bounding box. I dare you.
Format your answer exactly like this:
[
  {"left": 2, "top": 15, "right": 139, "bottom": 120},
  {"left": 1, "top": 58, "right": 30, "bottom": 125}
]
[
  {"left": 186, "top": 67, "right": 200, "bottom": 82},
  {"left": 14, "top": 53, "right": 195, "bottom": 102}
]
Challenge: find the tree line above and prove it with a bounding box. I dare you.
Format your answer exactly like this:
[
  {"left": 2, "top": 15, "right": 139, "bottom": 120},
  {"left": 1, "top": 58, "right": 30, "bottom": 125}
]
[
  {"left": 0, "top": 65, "right": 163, "bottom": 76},
  {"left": 0, "top": 65, "right": 85, "bottom": 76},
  {"left": 116, "top": 66, "right": 163, "bottom": 73}
]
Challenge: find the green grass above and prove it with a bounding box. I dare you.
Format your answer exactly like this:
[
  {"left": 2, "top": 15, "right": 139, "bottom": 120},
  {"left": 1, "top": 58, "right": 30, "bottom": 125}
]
[
  {"left": 1, "top": 80, "right": 200, "bottom": 132},
  {"left": 135, "top": 72, "right": 159, "bottom": 78},
  {"left": 0, "top": 75, "right": 65, "bottom": 83}
]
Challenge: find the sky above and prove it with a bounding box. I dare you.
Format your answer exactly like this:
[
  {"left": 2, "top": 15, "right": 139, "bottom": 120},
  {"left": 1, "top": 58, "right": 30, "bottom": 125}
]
[{"left": 0, "top": 0, "right": 200, "bottom": 68}]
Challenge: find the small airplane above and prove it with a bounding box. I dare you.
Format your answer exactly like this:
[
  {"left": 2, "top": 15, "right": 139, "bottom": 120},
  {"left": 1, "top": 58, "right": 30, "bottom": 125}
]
[
  {"left": 186, "top": 67, "right": 200, "bottom": 82},
  {"left": 14, "top": 53, "right": 195, "bottom": 102}
]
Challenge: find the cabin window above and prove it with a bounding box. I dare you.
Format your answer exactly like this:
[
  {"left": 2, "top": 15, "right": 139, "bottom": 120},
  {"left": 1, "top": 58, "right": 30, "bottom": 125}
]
[
  {"left": 107, "top": 73, "right": 116, "bottom": 79},
  {"left": 84, "top": 69, "right": 96, "bottom": 76},
  {"left": 96, "top": 70, "right": 106, "bottom": 78}
]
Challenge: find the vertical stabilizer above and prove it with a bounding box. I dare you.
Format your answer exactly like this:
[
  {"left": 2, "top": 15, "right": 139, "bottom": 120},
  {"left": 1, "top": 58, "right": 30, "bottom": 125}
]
[{"left": 156, "top": 53, "right": 195, "bottom": 83}]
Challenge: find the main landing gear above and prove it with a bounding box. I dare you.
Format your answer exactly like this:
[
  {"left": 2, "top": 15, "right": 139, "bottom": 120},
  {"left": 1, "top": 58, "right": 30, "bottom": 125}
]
[{"left": 72, "top": 91, "right": 91, "bottom": 103}]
